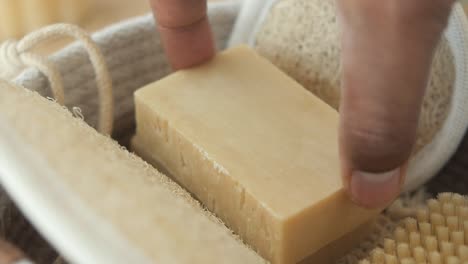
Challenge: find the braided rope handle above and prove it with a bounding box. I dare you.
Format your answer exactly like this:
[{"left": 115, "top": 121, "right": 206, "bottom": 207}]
[{"left": 0, "top": 24, "right": 114, "bottom": 135}]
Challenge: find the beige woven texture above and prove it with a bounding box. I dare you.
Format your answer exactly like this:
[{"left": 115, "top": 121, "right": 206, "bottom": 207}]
[{"left": 254, "top": 0, "right": 455, "bottom": 154}]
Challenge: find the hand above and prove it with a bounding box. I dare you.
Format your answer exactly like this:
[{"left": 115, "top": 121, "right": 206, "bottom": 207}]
[
  {"left": 337, "top": 0, "right": 454, "bottom": 208},
  {"left": 148, "top": 0, "right": 214, "bottom": 69},
  {"left": 149, "top": 0, "right": 454, "bottom": 209}
]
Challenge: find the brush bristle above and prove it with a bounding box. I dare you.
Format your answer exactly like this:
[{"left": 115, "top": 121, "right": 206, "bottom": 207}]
[{"left": 359, "top": 193, "right": 468, "bottom": 263}]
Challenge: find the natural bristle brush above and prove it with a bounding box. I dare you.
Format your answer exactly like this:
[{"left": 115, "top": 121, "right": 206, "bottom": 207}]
[{"left": 359, "top": 193, "right": 468, "bottom": 264}]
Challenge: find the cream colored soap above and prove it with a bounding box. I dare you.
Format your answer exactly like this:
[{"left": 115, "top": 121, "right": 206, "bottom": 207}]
[{"left": 132, "top": 46, "right": 379, "bottom": 264}]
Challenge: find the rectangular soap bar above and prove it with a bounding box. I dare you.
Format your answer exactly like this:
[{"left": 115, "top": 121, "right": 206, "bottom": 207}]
[{"left": 132, "top": 46, "right": 378, "bottom": 264}]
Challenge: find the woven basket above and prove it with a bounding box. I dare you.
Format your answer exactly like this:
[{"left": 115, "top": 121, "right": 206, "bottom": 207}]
[{"left": 0, "top": 1, "right": 468, "bottom": 263}]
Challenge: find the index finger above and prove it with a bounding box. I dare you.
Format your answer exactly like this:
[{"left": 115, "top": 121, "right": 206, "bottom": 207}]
[{"left": 149, "top": 0, "right": 215, "bottom": 70}]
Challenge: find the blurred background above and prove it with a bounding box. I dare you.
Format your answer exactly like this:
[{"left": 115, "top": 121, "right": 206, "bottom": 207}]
[
  {"left": 0, "top": 0, "right": 465, "bottom": 53},
  {"left": 0, "top": 0, "right": 149, "bottom": 40},
  {"left": 0, "top": 0, "right": 225, "bottom": 54},
  {"left": 0, "top": 0, "right": 465, "bottom": 54},
  {"left": 0, "top": 0, "right": 151, "bottom": 53}
]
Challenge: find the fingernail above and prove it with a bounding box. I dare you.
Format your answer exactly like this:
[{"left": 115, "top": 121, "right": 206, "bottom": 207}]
[{"left": 350, "top": 168, "right": 402, "bottom": 208}]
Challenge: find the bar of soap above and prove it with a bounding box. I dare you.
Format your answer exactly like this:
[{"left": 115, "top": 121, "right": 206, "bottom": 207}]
[{"left": 132, "top": 46, "right": 379, "bottom": 264}]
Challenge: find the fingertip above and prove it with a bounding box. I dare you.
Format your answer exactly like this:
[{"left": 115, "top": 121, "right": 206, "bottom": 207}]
[
  {"left": 150, "top": 0, "right": 214, "bottom": 70},
  {"left": 158, "top": 17, "right": 215, "bottom": 70},
  {"left": 348, "top": 167, "right": 403, "bottom": 209}
]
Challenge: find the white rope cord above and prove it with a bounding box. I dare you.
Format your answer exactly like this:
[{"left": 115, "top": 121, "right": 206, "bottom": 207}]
[{"left": 0, "top": 24, "right": 113, "bottom": 135}]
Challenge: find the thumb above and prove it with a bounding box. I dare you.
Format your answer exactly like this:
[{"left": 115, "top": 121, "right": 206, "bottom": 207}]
[
  {"left": 149, "top": 0, "right": 215, "bottom": 70},
  {"left": 337, "top": 0, "right": 453, "bottom": 208}
]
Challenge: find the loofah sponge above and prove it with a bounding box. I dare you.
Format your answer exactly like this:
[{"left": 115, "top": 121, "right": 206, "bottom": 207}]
[
  {"left": 355, "top": 193, "right": 468, "bottom": 263},
  {"left": 253, "top": 0, "right": 455, "bottom": 154}
]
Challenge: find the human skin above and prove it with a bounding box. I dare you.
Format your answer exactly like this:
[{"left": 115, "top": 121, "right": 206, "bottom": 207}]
[
  {"left": 148, "top": 0, "right": 455, "bottom": 209},
  {"left": 0, "top": 239, "right": 27, "bottom": 264}
]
